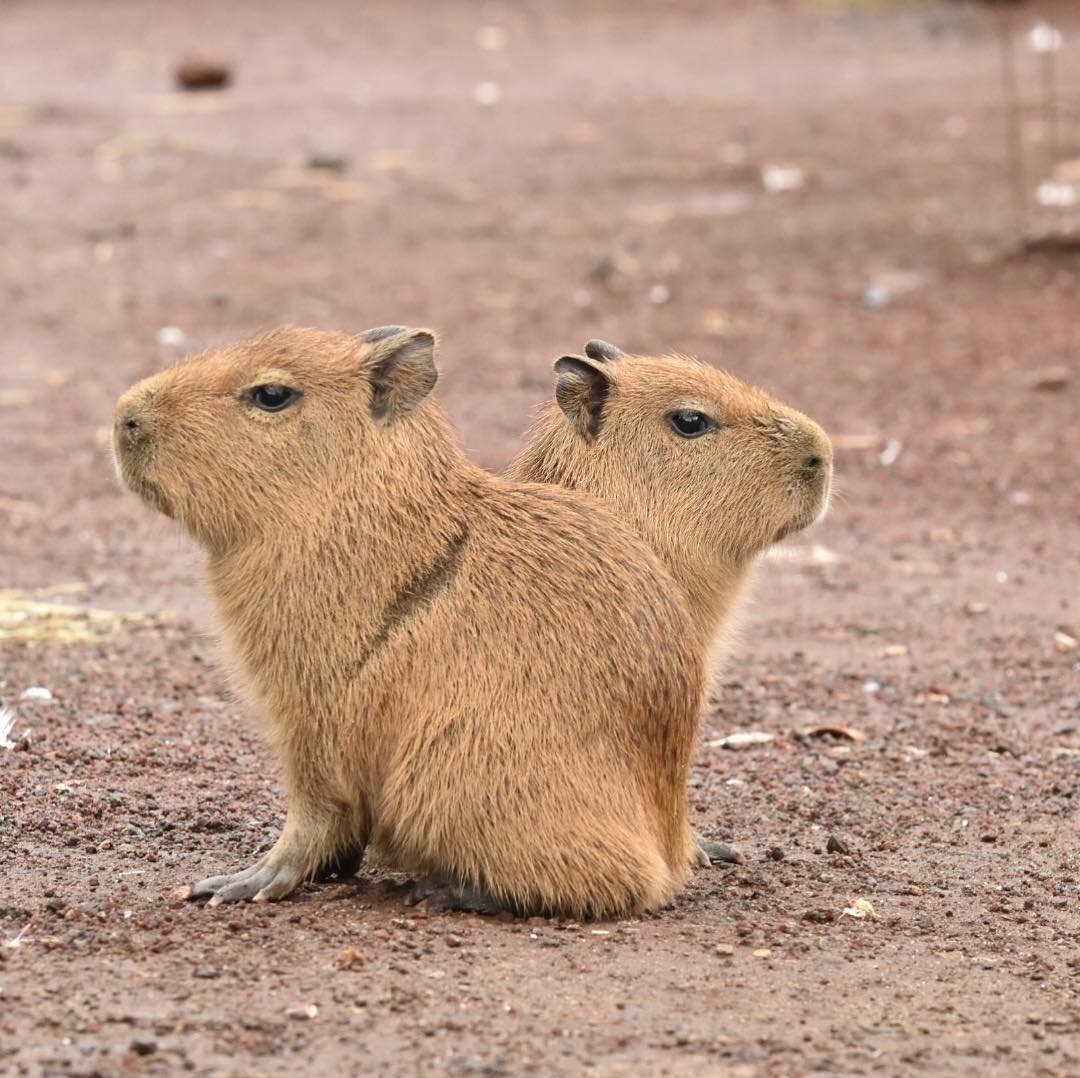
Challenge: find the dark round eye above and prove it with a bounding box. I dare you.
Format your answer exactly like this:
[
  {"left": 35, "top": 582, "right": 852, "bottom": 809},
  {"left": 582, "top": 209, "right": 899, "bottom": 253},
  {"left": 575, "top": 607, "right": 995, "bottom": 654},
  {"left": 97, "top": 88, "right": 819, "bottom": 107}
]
[
  {"left": 247, "top": 384, "right": 300, "bottom": 412},
  {"left": 667, "top": 409, "right": 715, "bottom": 439}
]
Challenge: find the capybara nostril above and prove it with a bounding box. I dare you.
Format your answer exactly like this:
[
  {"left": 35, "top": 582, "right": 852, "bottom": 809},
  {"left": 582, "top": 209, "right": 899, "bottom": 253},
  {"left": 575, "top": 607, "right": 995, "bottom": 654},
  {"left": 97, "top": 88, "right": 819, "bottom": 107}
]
[
  {"left": 803, "top": 454, "right": 823, "bottom": 471},
  {"left": 125, "top": 416, "right": 141, "bottom": 434}
]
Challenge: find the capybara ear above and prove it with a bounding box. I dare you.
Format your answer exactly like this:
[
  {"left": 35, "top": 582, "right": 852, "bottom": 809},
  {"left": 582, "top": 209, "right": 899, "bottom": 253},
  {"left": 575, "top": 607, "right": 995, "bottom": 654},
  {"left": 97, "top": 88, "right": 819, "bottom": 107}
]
[
  {"left": 553, "top": 355, "right": 611, "bottom": 440},
  {"left": 357, "top": 325, "right": 409, "bottom": 344},
  {"left": 584, "top": 339, "right": 625, "bottom": 363},
  {"left": 363, "top": 329, "right": 439, "bottom": 421}
]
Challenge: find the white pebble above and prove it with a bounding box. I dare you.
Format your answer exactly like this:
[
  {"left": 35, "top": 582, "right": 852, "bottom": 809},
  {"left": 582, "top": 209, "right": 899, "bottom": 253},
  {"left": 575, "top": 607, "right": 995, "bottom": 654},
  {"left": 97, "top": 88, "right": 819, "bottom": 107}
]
[
  {"left": 762, "top": 164, "right": 805, "bottom": 193},
  {"left": 20, "top": 686, "right": 52, "bottom": 702},
  {"left": 1029, "top": 22, "right": 1063, "bottom": 55},
  {"left": 647, "top": 284, "right": 671, "bottom": 305},
  {"left": 156, "top": 326, "right": 186, "bottom": 347}
]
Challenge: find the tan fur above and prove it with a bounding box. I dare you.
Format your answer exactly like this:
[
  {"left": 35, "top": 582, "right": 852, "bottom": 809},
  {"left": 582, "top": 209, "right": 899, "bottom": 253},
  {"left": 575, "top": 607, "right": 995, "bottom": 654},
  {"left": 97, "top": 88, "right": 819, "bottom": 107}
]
[
  {"left": 113, "top": 327, "right": 705, "bottom": 918},
  {"left": 508, "top": 348, "right": 833, "bottom": 670}
]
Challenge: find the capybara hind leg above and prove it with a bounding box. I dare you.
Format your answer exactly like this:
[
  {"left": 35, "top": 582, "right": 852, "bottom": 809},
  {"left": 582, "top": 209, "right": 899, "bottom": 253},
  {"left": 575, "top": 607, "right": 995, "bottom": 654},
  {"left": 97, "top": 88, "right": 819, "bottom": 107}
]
[
  {"left": 693, "top": 832, "right": 743, "bottom": 867},
  {"left": 406, "top": 878, "right": 504, "bottom": 916}
]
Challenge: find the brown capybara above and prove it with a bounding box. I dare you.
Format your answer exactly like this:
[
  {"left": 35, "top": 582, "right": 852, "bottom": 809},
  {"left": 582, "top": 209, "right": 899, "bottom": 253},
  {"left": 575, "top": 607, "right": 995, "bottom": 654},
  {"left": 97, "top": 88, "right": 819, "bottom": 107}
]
[
  {"left": 509, "top": 339, "right": 833, "bottom": 670},
  {"left": 113, "top": 326, "right": 706, "bottom": 918}
]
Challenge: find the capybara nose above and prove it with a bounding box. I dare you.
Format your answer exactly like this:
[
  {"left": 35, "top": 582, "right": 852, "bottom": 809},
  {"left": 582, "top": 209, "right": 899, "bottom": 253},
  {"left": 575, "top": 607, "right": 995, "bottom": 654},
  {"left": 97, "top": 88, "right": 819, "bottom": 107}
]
[
  {"left": 116, "top": 410, "right": 147, "bottom": 448},
  {"left": 803, "top": 454, "right": 824, "bottom": 471}
]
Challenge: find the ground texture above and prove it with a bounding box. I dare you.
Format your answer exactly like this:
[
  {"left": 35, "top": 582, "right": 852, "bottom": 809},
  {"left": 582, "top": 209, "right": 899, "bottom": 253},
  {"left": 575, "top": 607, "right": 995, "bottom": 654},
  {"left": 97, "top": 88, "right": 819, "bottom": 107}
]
[{"left": 1, "top": 0, "right": 1078, "bottom": 1074}]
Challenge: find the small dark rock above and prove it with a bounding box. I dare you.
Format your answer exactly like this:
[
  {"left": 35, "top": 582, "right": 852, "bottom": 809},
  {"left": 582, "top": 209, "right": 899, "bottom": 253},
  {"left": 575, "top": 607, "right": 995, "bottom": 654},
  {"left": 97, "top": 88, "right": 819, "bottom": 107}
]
[
  {"left": 307, "top": 152, "right": 349, "bottom": 173},
  {"left": 802, "top": 908, "right": 836, "bottom": 924},
  {"left": 175, "top": 59, "right": 232, "bottom": 92},
  {"left": 826, "top": 835, "right": 851, "bottom": 855},
  {"left": 765, "top": 846, "right": 785, "bottom": 861},
  {"left": 130, "top": 1037, "right": 157, "bottom": 1056}
]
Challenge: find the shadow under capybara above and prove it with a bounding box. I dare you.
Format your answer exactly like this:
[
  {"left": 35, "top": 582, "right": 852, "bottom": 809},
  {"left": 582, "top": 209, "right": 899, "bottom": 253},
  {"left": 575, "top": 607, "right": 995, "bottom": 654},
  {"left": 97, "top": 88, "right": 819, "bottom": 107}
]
[
  {"left": 509, "top": 339, "right": 833, "bottom": 672},
  {"left": 113, "top": 325, "right": 706, "bottom": 918}
]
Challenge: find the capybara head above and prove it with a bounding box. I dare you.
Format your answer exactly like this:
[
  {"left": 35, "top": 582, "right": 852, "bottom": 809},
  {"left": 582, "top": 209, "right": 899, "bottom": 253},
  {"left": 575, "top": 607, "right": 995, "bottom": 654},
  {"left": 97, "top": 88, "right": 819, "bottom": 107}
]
[
  {"left": 513, "top": 339, "right": 832, "bottom": 598},
  {"left": 113, "top": 325, "right": 439, "bottom": 550}
]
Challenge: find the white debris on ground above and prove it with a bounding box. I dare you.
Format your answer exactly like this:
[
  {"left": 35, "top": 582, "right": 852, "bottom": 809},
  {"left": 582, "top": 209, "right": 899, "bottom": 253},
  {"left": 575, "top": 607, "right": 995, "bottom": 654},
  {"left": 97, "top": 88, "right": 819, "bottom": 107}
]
[
  {"left": 708, "top": 731, "right": 777, "bottom": 750},
  {"left": 0, "top": 705, "right": 16, "bottom": 749}
]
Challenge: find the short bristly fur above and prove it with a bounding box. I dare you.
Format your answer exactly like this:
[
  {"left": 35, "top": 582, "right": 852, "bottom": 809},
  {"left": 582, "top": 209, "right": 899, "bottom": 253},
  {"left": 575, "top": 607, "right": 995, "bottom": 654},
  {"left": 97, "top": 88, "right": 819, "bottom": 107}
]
[
  {"left": 113, "top": 326, "right": 705, "bottom": 918},
  {"left": 509, "top": 342, "right": 833, "bottom": 672}
]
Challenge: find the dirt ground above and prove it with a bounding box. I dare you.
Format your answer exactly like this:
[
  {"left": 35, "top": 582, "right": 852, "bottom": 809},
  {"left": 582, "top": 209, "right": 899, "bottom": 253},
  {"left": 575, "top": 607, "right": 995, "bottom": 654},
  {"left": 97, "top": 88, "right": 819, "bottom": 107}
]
[{"left": 1, "top": 0, "right": 1078, "bottom": 1074}]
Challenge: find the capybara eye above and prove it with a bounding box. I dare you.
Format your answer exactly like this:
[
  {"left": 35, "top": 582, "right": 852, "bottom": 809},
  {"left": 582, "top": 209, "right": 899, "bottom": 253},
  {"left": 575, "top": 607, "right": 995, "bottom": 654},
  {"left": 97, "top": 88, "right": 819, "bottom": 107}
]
[
  {"left": 667, "top": 410, "right": 715, "bottom": 439},
  {"left": 247, "top": 384, "right": 301, "bottom": 413}
]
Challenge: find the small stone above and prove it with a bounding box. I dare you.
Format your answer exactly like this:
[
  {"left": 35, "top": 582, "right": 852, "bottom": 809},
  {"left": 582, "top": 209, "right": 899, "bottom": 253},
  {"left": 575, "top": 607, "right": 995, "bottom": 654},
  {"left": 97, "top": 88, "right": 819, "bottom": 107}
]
[
  {"left": 130, "top": 1037, "right": 157, "bottom": 1057},
  {"left": 193, "top": 965, "right": 219, "bottom": 979},
  {"left": 20, "top": 686, "right": 52, "bottom": 702},
  {"left": 863, "top": 283, "right": 891, "bottom": 310},
  {"left": 307, "top": 152, "right": 349, "bottom": 173},
  {"left": 155, "top": 326, "right": 186, "bottom": 347},
  {"left": 826, "top": 835, "right": 851, "bottom": 855},
  {"left": 175, "top": 59, "right": 232, "bottom": 91},
  {"left": 1053, "top": 630, "right": 1077, "bottom": 654},
  {"left": 1027, "top": 366, "right": 1069, "bottom": 392},
  {"left": 761, "top": 164, "right": 804, "bottom": 192},
  {"left": 802, "top": 908, "right": 836, "bottom": 924},
  {"left": 286, "top": 1002, "right": 318, "bottom": 1021},
  {"left": 765, "top": 846, "right": 785, "bottom": 861},
  {"left": 714, "top": 943, "right": 735, "bottom": 957}
]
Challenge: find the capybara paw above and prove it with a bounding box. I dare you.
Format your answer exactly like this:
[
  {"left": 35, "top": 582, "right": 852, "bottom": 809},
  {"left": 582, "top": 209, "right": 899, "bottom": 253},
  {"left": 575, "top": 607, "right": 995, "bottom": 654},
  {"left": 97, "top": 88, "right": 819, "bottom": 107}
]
[
  {"left": 693, "top": 833, "right": 744, "bottom": 867},
  {"left": 406, "top": 878, "right": 502, "bottom": 915},
  {"left": 188, "top": 859, "right": 304, "bottom": 905}
]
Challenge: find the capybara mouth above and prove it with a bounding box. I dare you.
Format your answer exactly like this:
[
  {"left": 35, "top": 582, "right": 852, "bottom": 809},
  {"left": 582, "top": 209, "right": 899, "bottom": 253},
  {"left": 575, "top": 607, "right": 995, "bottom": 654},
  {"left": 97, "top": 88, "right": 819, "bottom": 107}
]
[
  {"left": 115, "top": 452, "right": 173, "bottom": 518},
  {"left": 136, "top": 477, "right": 173, "bottom": 517}
]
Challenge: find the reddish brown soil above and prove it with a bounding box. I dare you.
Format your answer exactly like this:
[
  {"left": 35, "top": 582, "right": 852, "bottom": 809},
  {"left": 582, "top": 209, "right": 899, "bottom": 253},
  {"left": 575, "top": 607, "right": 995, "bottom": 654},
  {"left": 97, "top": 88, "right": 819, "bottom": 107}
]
[{"left": 2, "top": 1, "right": 1078, "bottom": 1074}]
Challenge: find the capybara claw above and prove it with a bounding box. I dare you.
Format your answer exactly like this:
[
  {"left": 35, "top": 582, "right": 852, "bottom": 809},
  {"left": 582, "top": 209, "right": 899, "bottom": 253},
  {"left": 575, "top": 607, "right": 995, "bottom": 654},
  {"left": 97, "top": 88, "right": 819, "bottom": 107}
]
[{"left": 191, "top": 860, "right": 302, "bottom": 905}]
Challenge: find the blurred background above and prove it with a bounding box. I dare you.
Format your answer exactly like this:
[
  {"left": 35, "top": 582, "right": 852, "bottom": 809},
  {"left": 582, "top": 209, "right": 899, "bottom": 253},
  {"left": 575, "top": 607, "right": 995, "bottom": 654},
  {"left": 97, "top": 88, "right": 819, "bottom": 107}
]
[
  {"left": 2, "top": 2, "right": 1078, "bottom": 1073},
  {"left": 1, "top": 0, "right": 1077, "bottom": 614}
]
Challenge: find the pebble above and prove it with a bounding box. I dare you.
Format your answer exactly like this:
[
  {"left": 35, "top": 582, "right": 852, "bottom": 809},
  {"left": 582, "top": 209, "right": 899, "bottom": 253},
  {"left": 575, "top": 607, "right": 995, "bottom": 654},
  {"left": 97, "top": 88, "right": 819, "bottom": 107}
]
[
  {"left": 156, "top": 326, "right": 186, "bottom": 347},
  {"left": 20, "top": 686, "right": 52, "bottom": 702},
  {"left": 130, "top": 1037, "right": 157, "bottom": 1057},
  {"left": 1027, "top": 366, "right": 1069, "bottom": 392},
  {"left": 307, "top": 152, "right": 349, "bottom": 173},
  {"left": 826, "top": 835, "right": 851, "bottom": 855},
  {"left": 175, "top": 59, "right": 232, "bottom": 91}
]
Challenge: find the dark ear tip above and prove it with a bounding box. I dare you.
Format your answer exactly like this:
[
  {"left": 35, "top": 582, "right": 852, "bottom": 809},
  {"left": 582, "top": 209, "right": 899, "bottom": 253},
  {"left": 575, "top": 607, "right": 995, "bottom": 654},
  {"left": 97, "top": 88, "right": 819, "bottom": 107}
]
[
  {"left": 553, "top": 354, "right": 588, "bottom": 375},
  {"left": 357, "top": 325, "right": 409, "bottom": 343},
  {"left": 584, "top": 339, "right": 624, "bottom": 362}
]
